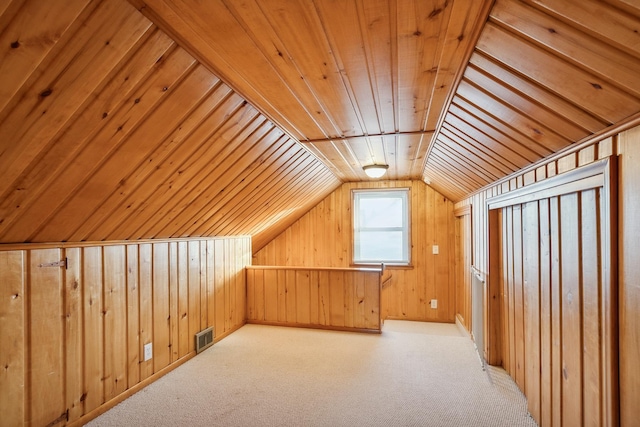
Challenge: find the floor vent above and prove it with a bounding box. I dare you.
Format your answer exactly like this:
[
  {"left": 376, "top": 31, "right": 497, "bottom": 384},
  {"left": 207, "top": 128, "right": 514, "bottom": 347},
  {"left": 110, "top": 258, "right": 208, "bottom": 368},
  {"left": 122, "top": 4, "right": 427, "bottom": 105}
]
[{"left": 195, "top": 327, "right": 214, "bottom": 354}]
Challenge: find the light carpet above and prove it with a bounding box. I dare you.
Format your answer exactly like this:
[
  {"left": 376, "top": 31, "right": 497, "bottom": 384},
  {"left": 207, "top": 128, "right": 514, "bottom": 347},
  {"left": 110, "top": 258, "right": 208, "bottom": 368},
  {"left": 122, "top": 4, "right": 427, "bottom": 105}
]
[{"left": 87, "top": 321, "right": 537, "bottom": 427}]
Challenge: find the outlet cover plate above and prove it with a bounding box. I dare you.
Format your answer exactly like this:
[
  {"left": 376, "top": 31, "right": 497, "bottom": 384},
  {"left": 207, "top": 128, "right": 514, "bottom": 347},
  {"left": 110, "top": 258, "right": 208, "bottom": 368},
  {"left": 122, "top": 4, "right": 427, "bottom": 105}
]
[
  {"left": 430, "top": 299, "right": 438, "bottom": 309},
  {"left": 144, "top": 343, "right": 153, "bottom": 361},
  {"left": 432, "top": 245, "right": 439, "bottom": 255}
]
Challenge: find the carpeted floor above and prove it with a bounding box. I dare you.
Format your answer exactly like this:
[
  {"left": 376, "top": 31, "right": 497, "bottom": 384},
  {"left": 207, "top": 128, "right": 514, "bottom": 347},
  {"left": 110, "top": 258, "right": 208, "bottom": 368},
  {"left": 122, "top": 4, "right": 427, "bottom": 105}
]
[{"left": 87, "top": 321, "right": 537, "bottom": 427}]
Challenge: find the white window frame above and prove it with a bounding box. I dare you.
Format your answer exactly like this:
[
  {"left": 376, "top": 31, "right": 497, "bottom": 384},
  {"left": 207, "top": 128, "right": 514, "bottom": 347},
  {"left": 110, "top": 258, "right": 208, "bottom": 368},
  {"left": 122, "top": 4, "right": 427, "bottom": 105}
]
[{"left": 352, "top": 188, "right": 410, "bottom": 265}]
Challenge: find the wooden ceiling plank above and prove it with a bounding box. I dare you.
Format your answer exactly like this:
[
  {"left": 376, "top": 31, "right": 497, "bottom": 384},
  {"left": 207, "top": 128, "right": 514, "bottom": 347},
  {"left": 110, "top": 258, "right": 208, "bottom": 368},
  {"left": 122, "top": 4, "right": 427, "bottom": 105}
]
[
  {"left": 394, "top": 134, "right": 422, "bottom": 180},
  {"left": 434, "top": 134, "right": 503, "bottom": 182},
  {"left": 423, "top": 0, "right": 492, "bottom": 130},
  {"left": 0, "top": 29, "right": 176, "bottom": 238},
  {"left": 408, "top": 132, "right": 434, "bottom": 178},
  {"left": 427, "top": 161, "right": 483, "bottom": 198},
  {"left": 604, "top": 0, "right": 640, "bottom": 18},
  {"left": 216, "top": 161, "right": 332, "bottom": 236},
  {"left": 430, "top": 145, "right": 491, "bottom": 189},
  {"left": 424, "top": 159, "right": 476, "bottom": 198},
  {"left": 113, "top": 100, "right": 269, "bottom": 240},
  {"left": 95, "top": 105, "right": 268, "bottom": 241},
  {"left": 153, "top": 129, "right": 296, "bottom": 239},
  {"left": 148, "top": 130, "right": 298, "bottom": 238},
  {"left": 469, "top": 51, "right": 606, "bottom": 133},
  {"left": 332, "top": 139, "right": 365, "bottom": 178},
  {"left": 73, "top": 87, "right": 254, "bottom": 242},
  {"left": 247, "top": 172, "right": 339, "bottom": 243},
  {"left": 246, "top": 0, "right": 362, "bottom": 138},
  {"left": 0, "top": 0, "right": 154, "bottom": 197},
  {"left": 477, "top": 22, "right": 640, "bottom": 124},
  {"left": 313, "top": 0, "right": 382, "bottom": 135},
  {"left": 439, "top": 125, "right": 515, "bottom": 176},
  {"left": 345, "top": 137, "right": 376, "bottom": 168},
  {"left": 357, "top": 0, "right": 396, "bottom": 133},
  {"left": 300, "top": 142, "right": 350, "bottom": 181},
  {"left": 368, "top": 136, "right": 389, "bottom": 167},
  {"left": 251, "top": 174, "right": 340, "bottom": 252},
  {"left": 221, "top": 0, "right": 346, "bottom": 139},
  {"left": 464, "top": 65, "right": 589, "bottom": 142},
  {"left": 449, "top": 97, "right": 549, "bottom": 160},
  {"left": 525, "top": 0, "right": 640, "bottom": 58},
  {"left": 442, "top": 113, "right": 529, "bottom": 170},
  {"left": 216, "top": 157, "right": 338, "bottom": 237},
  {"left": 65, "top": 79, "right": 239, "bottom": 241},
  {"left": 457, "top": 78, "right": 571, "bottom": 152},
  {"left": 302, "top": 141, "right": 356, "bottom": 180},
  {"left": 129, "top": 0, "right": 316, "bottom": 140},
  {"left": 493, "top": 0, "right": 640, "bottom": 99},
  {"left": 0, "top": 37, "right": 197, "bottom": 243},
  {"left": 0, "top": 0, "right": 22, "bottom": 26},
  {"left": 196, "top": 146, "right": 320, "bottom": 236},
  {"left": 230, "top": 170, "right": 338, "bottom": 240},
  {"left": 423, "top": 164, "right": 469, "bottom": 201},
  {"left": 0, "top": 0, "right": 93, "bottom": 115},
  {"left": 430, "top": 146, "right": 491, "bottom": 188},
  {"left": 31, "top": 64, "right": 221, "bottom": 243},
  {"left": 396, "top": 0, "right": 450, "bottom": 132}
]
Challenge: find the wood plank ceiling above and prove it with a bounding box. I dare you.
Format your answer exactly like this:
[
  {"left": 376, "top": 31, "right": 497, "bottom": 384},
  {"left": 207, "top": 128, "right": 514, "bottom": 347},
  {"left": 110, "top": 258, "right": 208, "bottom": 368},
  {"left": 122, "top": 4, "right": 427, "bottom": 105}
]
[
  {"left": 2, "top": 0, "right": 640, "bottom": 247},
  {"left": 0, "top": 0, "right": 339, "bottom": 248},
  {"left": 130, "top": 0, "right": 640, "bottom": 201}
]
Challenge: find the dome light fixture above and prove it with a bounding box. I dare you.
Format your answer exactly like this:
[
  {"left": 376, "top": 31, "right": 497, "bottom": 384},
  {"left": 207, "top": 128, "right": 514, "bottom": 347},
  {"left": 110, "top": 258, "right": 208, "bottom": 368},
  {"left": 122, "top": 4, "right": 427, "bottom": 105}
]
[{"left": 363, "top": 164, "right": 389, "bottom": 179}]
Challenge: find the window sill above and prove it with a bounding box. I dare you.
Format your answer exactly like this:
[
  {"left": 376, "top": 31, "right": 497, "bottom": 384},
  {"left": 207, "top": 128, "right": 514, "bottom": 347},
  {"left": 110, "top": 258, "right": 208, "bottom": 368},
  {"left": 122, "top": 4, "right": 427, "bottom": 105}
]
[{"left": 350, "top": 263, "right": 414, "bottom": 270}]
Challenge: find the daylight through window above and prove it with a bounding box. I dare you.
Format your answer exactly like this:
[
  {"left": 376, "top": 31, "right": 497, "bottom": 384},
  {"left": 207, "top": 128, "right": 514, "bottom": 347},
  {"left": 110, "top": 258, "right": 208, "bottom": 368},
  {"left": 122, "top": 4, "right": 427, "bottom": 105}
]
[{"left": 353, "top": 189, "right": 409, "bottom": 264}]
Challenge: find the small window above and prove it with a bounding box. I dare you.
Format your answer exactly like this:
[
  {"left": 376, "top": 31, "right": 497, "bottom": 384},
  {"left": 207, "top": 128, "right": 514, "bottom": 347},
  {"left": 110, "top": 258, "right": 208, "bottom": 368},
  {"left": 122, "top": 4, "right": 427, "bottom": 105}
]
[{"left": 353, "top": 189, "right": 410, "bottom": 265}]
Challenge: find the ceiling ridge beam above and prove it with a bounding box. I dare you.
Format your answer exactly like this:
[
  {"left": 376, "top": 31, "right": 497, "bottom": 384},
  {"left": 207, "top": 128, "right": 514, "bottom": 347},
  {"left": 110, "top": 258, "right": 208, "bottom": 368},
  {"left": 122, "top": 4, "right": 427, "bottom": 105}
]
[{"left": 303, "top": 130, "right": 435, "bottom": 144}]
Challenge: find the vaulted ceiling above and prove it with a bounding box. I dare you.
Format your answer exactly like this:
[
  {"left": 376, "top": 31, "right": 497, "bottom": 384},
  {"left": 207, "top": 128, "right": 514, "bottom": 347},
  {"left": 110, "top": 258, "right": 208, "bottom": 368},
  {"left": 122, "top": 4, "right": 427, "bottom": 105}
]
[{"left": 1, "top": 0, "right": 639, "bottom": 248}]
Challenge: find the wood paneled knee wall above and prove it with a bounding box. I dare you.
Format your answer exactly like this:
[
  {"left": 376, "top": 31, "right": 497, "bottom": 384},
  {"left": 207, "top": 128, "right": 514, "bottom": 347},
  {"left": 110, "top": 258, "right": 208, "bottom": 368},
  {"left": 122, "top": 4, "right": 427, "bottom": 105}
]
[{"left": 0, "top": 236, "right": 250, "bottom": 427}]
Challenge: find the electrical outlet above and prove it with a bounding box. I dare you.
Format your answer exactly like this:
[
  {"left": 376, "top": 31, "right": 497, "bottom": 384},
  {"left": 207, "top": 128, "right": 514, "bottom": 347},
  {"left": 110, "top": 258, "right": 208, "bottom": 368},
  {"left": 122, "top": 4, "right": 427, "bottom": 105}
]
[
  {"left": 432, "top": 245, "right": 439, "bottom": 255},
  {"left": 430, "top": 299, "right": 438, "bottom": 309},
  {"left": 144, "top": 343, "right": 153, "bottom": 361}
]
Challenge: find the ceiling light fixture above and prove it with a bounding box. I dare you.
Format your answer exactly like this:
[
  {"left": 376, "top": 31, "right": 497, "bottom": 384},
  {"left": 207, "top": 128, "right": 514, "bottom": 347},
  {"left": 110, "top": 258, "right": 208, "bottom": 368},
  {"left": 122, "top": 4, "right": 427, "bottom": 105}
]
[{"left": 363, "top": 164, "right": 389, "bottom": 179}]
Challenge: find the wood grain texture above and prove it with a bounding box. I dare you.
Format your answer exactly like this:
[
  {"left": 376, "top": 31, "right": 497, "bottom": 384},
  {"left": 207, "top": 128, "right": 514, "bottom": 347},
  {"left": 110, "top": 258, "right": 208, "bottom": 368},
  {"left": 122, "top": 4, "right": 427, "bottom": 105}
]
[
  {"left": 470, "top": 145, "right": 621, "bottom": 426},
  {"left": 0, "top": 236, "right": 249, "bottom": 427},
  {"left": 424, "top": 0, "right": 640, "bottom": 201},
  {"left": 246, "top": 266, "right": 381, "bottom": 332},
  {"left": 253, "top": 180, "right": 456, "bottom": 322},
  {"left": 0, "top": 0, "right": 339, "bottom": 247},
  {"left": 130, "top": 0, "right": 492, "bottom": 183},
  {"left": 0, "top": 250, "right": 25, "bottom": 426},
  {"left": 618, "top": 126, "right": 640, "bottom": 427}
]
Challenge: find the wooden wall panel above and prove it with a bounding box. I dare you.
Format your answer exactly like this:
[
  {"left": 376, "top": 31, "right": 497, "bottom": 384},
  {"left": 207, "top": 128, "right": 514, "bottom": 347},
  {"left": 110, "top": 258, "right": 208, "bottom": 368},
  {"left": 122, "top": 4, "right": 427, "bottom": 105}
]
[
  {"left": 103, "top": 245, "right": 127, "bottom": 401},
  {"left": 83, "top": 246, "right": 104, "bottom": 413},
  {"left": 254, "top": 180, "right": 456, "bottom": 322},
  {"left": 619, "top": 127, "right": 640, "bottom": 427},
  {"left": 246, "top": 266, "right": 381, "bottom": 333},
  {"left": 0, "top": 251, "right": 25, "bottom": 426},
  {"left": 493, "top": 182, "right": 612, "bottom": 426},
  {"left": 459, "top": 134, "right": 629, "bottom": 426},
  {"left": 454, "top": 211, "right": 472, "bottom": 331},
  {"left": 0, "top": 236, "right": 250, "bottom": 427},
  {"left": 28, "top": 249, "right": 66, "bottom": 427},
  {"left": 64, "top": 248, "right": 84, "bottom": 423}
]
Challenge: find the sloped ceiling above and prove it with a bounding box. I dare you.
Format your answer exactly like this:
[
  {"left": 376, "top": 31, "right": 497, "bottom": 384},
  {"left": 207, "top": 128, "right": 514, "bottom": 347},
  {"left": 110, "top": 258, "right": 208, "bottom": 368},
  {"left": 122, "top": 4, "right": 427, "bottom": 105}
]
[
  {"left": 130, "top": 0, "right": 640, "bottom": 202},
  {"left": 0, "top": 0, "right": 339, "bottom": 248},
  {"left": 2, "top": 0, "right": 640, "bottom": 248}
]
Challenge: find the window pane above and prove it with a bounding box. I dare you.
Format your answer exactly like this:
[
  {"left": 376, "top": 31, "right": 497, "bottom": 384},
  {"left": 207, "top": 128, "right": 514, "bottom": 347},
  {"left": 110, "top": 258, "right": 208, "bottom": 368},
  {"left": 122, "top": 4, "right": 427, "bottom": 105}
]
[
  {"left": 357, "top": 231, "right": 405, "bottom": 262},
  {"left": 353, "top": 189, "right": 409, "bottom": 264},
  {"left": 358, "top": 197, "right": 403, "bottom": 228}
]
